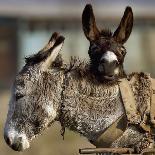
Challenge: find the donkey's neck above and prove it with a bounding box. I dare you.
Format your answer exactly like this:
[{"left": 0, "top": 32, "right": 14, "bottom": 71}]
[
  {"left": 45, "top": 57, "right": 125, "bottom": 141},
  {"left": 54, "top": 61, "right": 125, "bottom": 141}
]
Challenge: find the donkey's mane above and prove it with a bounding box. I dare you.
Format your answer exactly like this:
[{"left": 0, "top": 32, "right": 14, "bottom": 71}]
[
  {"left": 65, "top": 56, "right": 89, "bottom": 74},
  {"left": 25, "top": 52, "right": 91, "bottom": 78},
  {"left": 25, "top": 51, "right": 50, "bottom": 65},
  {"left": 59, "top": 56, "right": 119, "bottom": 85},
  {"left": 24, "top": 51, "right": 124, "bottom": 85}
]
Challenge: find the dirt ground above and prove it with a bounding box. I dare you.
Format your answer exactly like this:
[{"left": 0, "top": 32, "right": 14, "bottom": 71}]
[{"left": 0, "top": 90, "right": 93, "bottom": 155}]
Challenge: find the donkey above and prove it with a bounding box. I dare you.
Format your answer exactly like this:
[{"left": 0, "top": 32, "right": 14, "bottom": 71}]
[
  {"left": 4, "top": 4, "right": 155, "bottom": 154},
  {"left": 82, "top": 4, "right": 131, "bottom": 81}
]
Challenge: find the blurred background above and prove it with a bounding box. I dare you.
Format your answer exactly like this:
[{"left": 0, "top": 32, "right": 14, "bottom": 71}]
[{"left": 1, "top": 0, "right": 155, "bottom": 155}]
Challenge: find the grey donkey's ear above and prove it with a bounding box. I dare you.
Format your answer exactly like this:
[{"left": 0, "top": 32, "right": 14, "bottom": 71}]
[
  {"left": 113, "top": 6, "right": 133, "bottom": 44},
  {"left": 41, "top": 33, "right": 64, "bottom": 70},
  {"left": 82, "top": 4, "right": 100, "bottom": 41},
  {"left": 25, "top": 32, "right": 65, "bottom": 69}
]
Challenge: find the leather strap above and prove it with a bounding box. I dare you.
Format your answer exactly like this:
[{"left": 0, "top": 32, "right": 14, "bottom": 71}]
[
  {"left": 119, "top": 78, "right": 141, "bottom": 124},
  {"left": 92, "top": 114, "right": 127, "bottom": 147},
  {"left": 141, "top": 78, "right": 155, "bottom": 135},
  {"left": 92, "top": 77, "right": 155, "bottom": 147},
  {"left": 92, "top": 78, "right": 139, "bottom": 147}
]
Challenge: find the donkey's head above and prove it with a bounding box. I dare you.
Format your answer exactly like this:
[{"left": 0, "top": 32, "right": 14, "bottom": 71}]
[
  {"left": 82, "top": 4, "right": 133, "bottom": 80},
  {"left": 4, "top": 33, "right": 64, "bottom": 151}
]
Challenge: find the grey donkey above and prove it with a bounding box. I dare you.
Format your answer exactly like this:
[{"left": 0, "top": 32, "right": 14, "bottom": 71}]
[{"left": 4, "top": 4, "right": 155, "bottom": 154}]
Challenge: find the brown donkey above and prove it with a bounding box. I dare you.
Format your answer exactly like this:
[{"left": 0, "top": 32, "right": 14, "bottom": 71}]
[
  {"left": 82, "top": 4, "right": 133, "bottom": 81},
  {"left": 4, "top": 4, "right": 155, "bottom": 154}
]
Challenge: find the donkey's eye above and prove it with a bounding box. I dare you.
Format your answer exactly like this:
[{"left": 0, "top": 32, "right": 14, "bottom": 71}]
[
  {"left": 118, "top": 47, "right": 126, "bottom": 56},
  {"left": 121, "top": 50, "right": 126, "bottom": 56},
  {"left": 121, "top": 50, "right": 125, "bottom": 55},
  {"left": 15, "top": 93, "right": 24, "bottom": 100},
  {"left": 96, "top": 46, "right": 101, "bottom": 51},
  {"left": 91, "top": 44, "right": 100, "bottom": 51}
]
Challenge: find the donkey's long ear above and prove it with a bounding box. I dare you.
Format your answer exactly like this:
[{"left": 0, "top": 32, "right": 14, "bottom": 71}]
[
  {"left": 41, "top": 33, "right": 64, "bottom": 70},
  {"left": 25, "top": 32, "right": 65, "bottom": 70},
  {"left": 113, "top": 6, "right": 133, "bottom": 44},
  {"left": 82, "top": 4, "right": 100, "bottom": 41}
]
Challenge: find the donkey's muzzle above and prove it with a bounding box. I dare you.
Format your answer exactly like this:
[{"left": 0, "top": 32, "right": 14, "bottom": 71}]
[
  {"left": 4, "top": 130, "right": 30, "bottom": 151},
  {"left": 98, "top": 59, "right": 118, "bottom": 77}
]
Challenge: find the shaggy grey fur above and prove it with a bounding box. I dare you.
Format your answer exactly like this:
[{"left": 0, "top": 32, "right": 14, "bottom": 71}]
[{"left": 4, "top": 33, "right": 154, "bottom": 154}]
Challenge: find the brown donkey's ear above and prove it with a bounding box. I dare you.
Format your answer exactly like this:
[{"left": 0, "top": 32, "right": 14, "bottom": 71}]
[
  {"left": 82, "top": 4, "right": 100, "bottom": 41},
  {"left": 113, "top": 6, "right": 133, "bottom": 44}
]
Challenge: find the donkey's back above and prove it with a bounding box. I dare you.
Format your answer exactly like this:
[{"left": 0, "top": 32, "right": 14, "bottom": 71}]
[{"left": 60, "top": 59, "right": 154, "bottom": 153}]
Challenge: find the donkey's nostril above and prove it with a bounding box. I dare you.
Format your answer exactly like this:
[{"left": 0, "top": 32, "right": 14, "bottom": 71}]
[
  {"left": 4, "top": 129, "right": 30, "bottom": 151},
  {"left": 12, "top": 142, "right": 22, "bottom": 151},
  {"left": 4, "top": 134, "right": 12, "bottom": 146},
  {"left": 5, "top": 135, "right": 24, "bottom": 151}
]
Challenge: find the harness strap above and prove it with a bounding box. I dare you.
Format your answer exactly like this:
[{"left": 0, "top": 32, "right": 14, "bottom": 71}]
[
  {"left": 119, "top": 78, "right": 141, "bottom": 124},
  {"left": 119, "top": 78, "right": 155, "bottom": 135},
  {"left": 92, "top": 114, "right": 127, "bottom": 147},
  {"left": 92, "top": 77, "right": 155, "bottom": 147},
  {"left": 92, "top": 78, "right": 140, "bottom": 147},
  {"left": 140, "top": 77, "right": 155, "bottom": 135}
]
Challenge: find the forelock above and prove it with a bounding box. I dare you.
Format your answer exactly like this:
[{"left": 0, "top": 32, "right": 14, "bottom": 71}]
[{"left": 100, "top": 29, "right": 113, "bottom": 38}]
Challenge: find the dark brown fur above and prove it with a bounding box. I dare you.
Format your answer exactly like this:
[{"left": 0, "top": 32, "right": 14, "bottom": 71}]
[{"left": 82, "top": 4, "right": 133, "bottom": 81}]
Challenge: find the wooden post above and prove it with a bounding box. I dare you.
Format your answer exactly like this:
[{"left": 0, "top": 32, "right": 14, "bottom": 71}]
[{"left": 79, "top": 147, "right": 134, "bottom": 154}]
